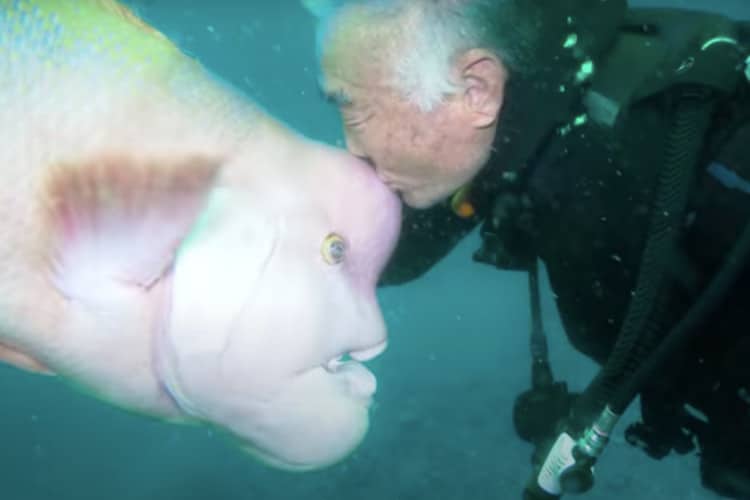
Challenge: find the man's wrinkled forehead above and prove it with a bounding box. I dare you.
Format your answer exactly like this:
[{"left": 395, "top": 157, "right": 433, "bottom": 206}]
[
  {"left": 318, "top": 6, "right": 396, "bottom": 64},
  {"left": 315, "top": 5, "right": 400, "bottom": 98}
]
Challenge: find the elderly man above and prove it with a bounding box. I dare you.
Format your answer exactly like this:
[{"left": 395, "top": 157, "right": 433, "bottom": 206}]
[{"left": 307, "top": 0, "right": 750, "bottom": 498}]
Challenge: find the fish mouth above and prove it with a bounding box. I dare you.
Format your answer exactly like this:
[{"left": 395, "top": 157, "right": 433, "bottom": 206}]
[{"left": 321, "top": 340, "right": 388, "bottom": 399}]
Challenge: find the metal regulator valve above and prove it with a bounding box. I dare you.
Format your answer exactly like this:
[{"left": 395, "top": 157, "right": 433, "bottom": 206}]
[{"left": 523, "top": 407, "right": 621, "bottom": 499}]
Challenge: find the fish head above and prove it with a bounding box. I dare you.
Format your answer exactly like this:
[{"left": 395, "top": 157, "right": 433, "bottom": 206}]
[{"left": 156, "top": 136, "right": 401, "bottom": 470}]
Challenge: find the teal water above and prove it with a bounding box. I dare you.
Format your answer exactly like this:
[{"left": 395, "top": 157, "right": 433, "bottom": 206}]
[{"left": 2, "top": 1, "right": 749, "bottom": 499}]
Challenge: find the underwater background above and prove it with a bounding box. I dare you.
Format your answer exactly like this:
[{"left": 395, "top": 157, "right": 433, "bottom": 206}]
[{"left": 2, "top": 1, "right": 749, "bottom": 499}]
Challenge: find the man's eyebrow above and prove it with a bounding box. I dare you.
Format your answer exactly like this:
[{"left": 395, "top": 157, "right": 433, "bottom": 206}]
[{"left": 317, "top": 80, "right": 353, "bottom": 106}]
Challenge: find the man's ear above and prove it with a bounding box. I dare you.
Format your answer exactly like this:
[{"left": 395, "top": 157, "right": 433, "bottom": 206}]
[{"left": 456, "top": 49, "right": 507, "bottom": 129}]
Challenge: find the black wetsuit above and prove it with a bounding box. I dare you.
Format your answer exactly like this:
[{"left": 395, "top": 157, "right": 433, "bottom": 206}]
[{"left": 379, "top": 7, "right": 750, "bottom": 498}]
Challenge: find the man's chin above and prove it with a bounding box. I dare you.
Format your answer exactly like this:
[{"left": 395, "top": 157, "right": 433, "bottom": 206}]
[
  {"left": 401, "top": 192, "right": 434, "bottom": 209},
  {"left": 401, "top": 188, "right": 450, "bottom": 210}
]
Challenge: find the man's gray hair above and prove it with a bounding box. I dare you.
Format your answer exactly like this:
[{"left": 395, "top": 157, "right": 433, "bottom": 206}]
[{"left": 314, "top": 0, "right": 534, "bottom": 111}]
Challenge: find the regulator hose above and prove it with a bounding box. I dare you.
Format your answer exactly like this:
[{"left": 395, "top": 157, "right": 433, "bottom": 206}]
[{"left": 570, "top": 85, "right": 717, "bottom": 430}]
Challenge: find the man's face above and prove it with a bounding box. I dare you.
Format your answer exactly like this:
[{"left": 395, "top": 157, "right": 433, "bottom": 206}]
[{"left": 318, "top": 12, "right": 505, "bottom": 209}]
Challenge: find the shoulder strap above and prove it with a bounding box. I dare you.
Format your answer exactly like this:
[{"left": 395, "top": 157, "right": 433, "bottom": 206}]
[{"left": 584, "top": 8, "right": 747, "bottom": 127}]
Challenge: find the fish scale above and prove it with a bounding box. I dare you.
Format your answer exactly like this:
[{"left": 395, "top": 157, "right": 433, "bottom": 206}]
[
  {"left": 1, "top": 0, "right": 219, "bottom": 105},
  {"left": 1, "top": 0, "right": 258, "bottom": 168},
  {"left": 0, "top": 0, "right": 174, "bottom": 68}
]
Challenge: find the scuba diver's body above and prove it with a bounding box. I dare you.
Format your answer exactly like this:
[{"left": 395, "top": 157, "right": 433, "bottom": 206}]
[
  {"left": 379, "top": 7, "right": 750, "bottom": 499},
  {"left": 309, "top": 0, "right": 750, "bottom": 497}
]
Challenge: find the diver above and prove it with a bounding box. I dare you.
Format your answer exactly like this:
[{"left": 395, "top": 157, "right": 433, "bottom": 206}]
[{"left": 306, "top": 0, "right": 750, "bottom": 498}]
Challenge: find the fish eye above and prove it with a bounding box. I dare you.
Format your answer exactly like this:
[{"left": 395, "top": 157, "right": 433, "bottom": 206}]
[{"left": 321, "top": 233, "right": 347, "bottom": 265}]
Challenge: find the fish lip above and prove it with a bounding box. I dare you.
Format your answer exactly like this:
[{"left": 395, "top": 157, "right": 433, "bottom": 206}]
[
  {"left": 320, "top": 361, "right": 378, "bottom": 400},
  {"left": 350, "top": 339, "right": 388, "bottom": 362},
  {"left": 314, "top": 342, "right": 386, "bottom": 401},
  {"left": 322, "top": 339, "right": 388, "bottom": 373}
]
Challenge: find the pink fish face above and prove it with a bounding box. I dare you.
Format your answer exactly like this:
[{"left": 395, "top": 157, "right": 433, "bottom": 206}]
[{"left": 156, "top": 140, "right": 401, "bottom": 470}]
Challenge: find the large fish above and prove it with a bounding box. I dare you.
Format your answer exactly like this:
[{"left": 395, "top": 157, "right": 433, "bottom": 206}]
[{"left": 0, "top": 0, "right": 401, "bottom": 470}]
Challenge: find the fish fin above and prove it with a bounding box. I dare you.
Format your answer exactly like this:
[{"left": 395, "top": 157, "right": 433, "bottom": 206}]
[
  {"left": 92, "top": 0, "right": 165, "bottom": 37},
  {"left": 39, "top": 153, "right": 222, "bottom": 305},
  {"left": 0, "top": 343, "right": 54, "bottom": 375}
]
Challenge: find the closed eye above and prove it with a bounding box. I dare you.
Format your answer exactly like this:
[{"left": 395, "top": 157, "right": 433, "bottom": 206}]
[
  {"left": 343, "top": 111, "right": 373, "bottom": 129},
  {"left": 344, "top": 117, "right": 366, "bottom": 129}
]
